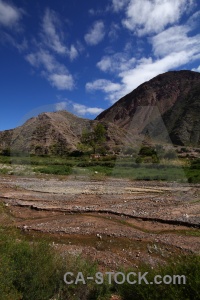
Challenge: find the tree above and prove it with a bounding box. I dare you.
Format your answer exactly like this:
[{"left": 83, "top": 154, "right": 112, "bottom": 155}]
[{"left": 80, "top": 123, "right": 106, "bottom": 154}]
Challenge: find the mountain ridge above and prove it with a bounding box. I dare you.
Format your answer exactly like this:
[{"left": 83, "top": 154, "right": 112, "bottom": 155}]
[
  {"left": 0, "top": 70, "right": 199, "bottom": 155},
  {"left": 0, "top": 110, "right": 127, "bottom": 155},
  {"left": 96, "top": 70, "right": 200, "bottom": 146}
]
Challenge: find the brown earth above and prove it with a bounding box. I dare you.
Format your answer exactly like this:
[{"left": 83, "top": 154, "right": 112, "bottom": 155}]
[
  {"left": 0, "top": 110, "right": 127, "bottom": 155},
  {"left": 0, "top": 174, "right": 199, "bottom": 271},
  {"left": 96, "top": 70, "right": 200, "bottom": 146},
  {"left": 1, "top": 71, "right": 200, "bottom": 158}
]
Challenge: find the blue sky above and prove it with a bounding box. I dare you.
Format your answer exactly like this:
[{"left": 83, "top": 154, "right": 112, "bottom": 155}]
[{"left": 1, "top": 0, "right": 200, "bottom": 130}]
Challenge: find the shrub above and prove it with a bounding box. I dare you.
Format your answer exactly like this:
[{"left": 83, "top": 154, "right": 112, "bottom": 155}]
[
  {"left": 0, "top": 168, "right": 9, "bottom": 175},
  {"left": 190, "top": 159, "right": 200, "bottom": 169},
  {"left": 139, "top": 146, "right": 156, "bottom": 156},
  {"left": 0, "top": 235, "right": 61, "bottom": 300},
  {"left": 58, "top": 255, "right": 111, "bottom": 300},
  {"left": 0, "top": 229, "right": 111, "bottom": 300},
  {"left": 1, "top": 148, "right": 11, "bottom": 156},
  {"left": 135, "top": 156, "right": 142, "bottom": 164},
  {"left": 114, "top": 255, "right": 200, "bottom": 300},
  {"left": 35, "top": 165, "right": 72, "bottom": 175},
  {"left": 69, "top": 150, "right": 84, "bottom": 157},
  {"left": 181, "top": 147, "right": 189, "bottom": 153},
  {"left": 188, "top": 174, "right": 200, "bottom": 183}
]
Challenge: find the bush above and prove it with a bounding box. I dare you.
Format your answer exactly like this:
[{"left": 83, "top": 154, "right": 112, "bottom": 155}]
[
  {"left": 0, "top": 234, "right": 61, "bottom": 300},
  {"left": 114, "top": 255, "right": 200, "bottom": 300},
  {"left": 188, "top": 174, "right": 200, "bottom": 183},
  {"left": 139, "top": 146, "right": 156, "bottom": 156},
  {"left": 69, "top": 150, "right": 84, "bottom": 157},
  {"left": 0, "top": 229, "right": 111, "bottom": 300},
  {"left": 0, "top": 168, "right": 9, "bottom": 175},
  {"left": 190, "top": 159, "right": 200, "bottom": 169},
  {"left": 135, "top": 156, "right": 142, "bottom": 164},
  {"left": 181, "top": 147, "right": 189, "bottom": 153},
  {"left": 35, "top": 165, "right": 72, "bottom": 175},
  {"left": 1, "top": 148, "right": 11, "bottom": 156},
  {"left": 58, "top": 255, "right": 111, "bottom": 300},
  {"left": 187, "top": 159, "right": 200, "bottom": 183}
]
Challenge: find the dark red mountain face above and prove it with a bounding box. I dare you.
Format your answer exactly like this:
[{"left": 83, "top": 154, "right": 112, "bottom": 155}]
[{"left": 96, "top": 70, "right": 200, "bottom": 146}]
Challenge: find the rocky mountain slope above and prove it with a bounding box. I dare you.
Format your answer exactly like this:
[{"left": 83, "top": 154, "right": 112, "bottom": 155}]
[
  {"left": 0, "top": 70, "right": 199, "bottom": 155},
  {"left": 96, "top": 70, "right": 200, "bottom": 146},
  {"left": 0, "top": 110, "right": 127, "bottom": 155}
]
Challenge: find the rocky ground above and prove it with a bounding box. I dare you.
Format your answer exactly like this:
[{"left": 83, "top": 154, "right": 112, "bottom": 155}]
[{"left": 0, "top": 174, "right": 199, "bottom": 270}]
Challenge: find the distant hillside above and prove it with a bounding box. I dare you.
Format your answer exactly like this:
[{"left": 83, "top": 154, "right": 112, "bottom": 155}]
[
  {"left": 0, "top": 110, "right": 127, "bottom": 155},
  {"left": 0, "top": 70, "right": 200, "bottom": 155},
  {"left": 96, "top": 70, "right": 200, "bottom": 146}
]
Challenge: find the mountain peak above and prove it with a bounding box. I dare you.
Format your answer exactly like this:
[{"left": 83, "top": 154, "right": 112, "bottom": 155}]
[
  {"left": 0, "top": 70, "right": 199, "bottom": 154},
  {"left": 96, "top": 70, "right": 200, "bottom": 146}
]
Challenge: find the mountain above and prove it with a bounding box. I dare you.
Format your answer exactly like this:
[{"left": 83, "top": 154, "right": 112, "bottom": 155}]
[
  {"left": 96, "top": 70, "right": 200, "bottom": 146},
  {"left": 0, "top": 110, "right": 127, "bottom": 155},
  {"left": 0, "top": 70, "right": 200, "bottom": 155}
]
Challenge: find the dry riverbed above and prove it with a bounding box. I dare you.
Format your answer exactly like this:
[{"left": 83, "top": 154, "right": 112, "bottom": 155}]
[{"left": 0, "top": 174, "right": 199, "bottom": 270}]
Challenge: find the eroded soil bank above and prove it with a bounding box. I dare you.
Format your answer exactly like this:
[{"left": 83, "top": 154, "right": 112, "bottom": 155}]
[{"left": 0, "top": 175, "right": 199, "bottom": 269}]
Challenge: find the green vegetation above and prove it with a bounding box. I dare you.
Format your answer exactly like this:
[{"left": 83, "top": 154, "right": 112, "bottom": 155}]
[
  {"left": 0, "top": 147, "right": 199, "bottom": 182},
  {"left": 115, "top": 255, "right": 200, "bottom": 300},
  {"left": 186, "top": 158, "right": 200, "bottom": 183},
  {"left": 0, "top": 167, "right": 10, "bottom": 175},
  {"left": 138, "top": 146, "right": 157, "bottom": 156},
  {"left": 36, "top": 165, "right": 72, "bottom": 175},
  {"left": 0, "top": 227, "right": 110, "bottom": 300},
  {"left": 80, "top": 123, "right": 106, "bottom": 154},
  {"left": 0, "top": 227, "right": 199, "bottom": 300},
  {"left": 1, "top": 148, "right": 11, "bottom": 156}
]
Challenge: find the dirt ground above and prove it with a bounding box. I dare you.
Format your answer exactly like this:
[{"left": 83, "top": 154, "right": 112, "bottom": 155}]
[{"left": 0, "top": 174, "right": 199, "bottom": 270}]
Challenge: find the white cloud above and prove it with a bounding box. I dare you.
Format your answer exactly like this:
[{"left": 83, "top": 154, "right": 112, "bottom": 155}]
[
  {"left": 73, "top": 103, "right": 103, "bottom": 116},
  {"left": 68, "top": 44, "right": 78, "bottom": 61},
  {"left": 93, "top": 8, "right": 200, "bottom": 103},
  {"left": 25, "top": 49, "right": 75, "bottom": 90},
  {"left": 151, "top": 25, "right": 200, "bottom": 57},
  {"left": 89, "top": 9, "right": 96, "bottom": 15},
  {"left": 112, "top": 0, "right": 129, "bottom": 12},
  {"left": 0, "top": 0, "right": 23, "bottom": 27},
  {"left": 100, "top": 50, "right": 198, "bottom": 103},
  {"left": 88, "top": 8, "right": 105, "bottom": 16},
  {"left": 25, "top": 8, "right": 80, "bottom": 91},
  {"left": 84, "top": 21, "right": 105, "bottom": 45},
  {"left": 26, "top": 50, "right": 58, "bottom": 72},
  {"left": 122, "top": 0, "right": 194, "bottom": 36},
  {"left": 186, "top": 10, "right": 200, "bottom": 29},
  {"left": 42, "top": 8, "right": 67, "bottom": 54},
  {"left": 86, "top": 79, "right": 121, "bottom": 93},
  {"left": 118, "top": 52, "right": 190, "bottom": 94},
  {"left": 0, "top": 2, "right": 26, "bottom": 52},
  {"left": 97, "top": 57, "right": 112, "bottom": 72},
  {"left": 0, "top": 31, "right": 28, "bottom": 52},
  {"left": 41, "top": 8, "right": 79, "bottom": 61},
  {"left": 93, "top": 48, "right": 200, "bottom": 103},
  {"left": 108, "top": 22, "right": 120, "bottom": 40},
  {"left": 55, "top": 100, "right": 103, "bottom": 116},
  {"left": 192, "top": 65, "right": 200, "bottom": 72},
  {"left": 97, "top": 53, "right": 135, "bottom": 73},
  {"left": 55, "top": 101, "right": 67, "bottom": 111},
  {"left": 48, "top": 73, "right": 74, "bottom": 90}
]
